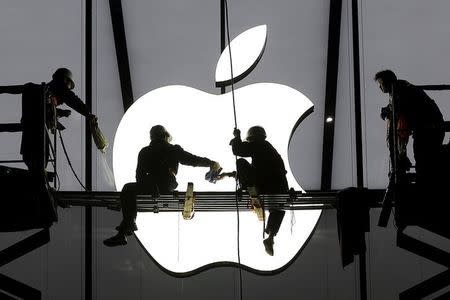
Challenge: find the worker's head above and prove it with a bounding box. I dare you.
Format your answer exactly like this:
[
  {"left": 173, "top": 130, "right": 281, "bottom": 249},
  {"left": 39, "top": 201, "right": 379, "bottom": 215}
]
[
  {"left": 150, "top": 125, "right": 172, "bottom": 142},
  {"left": 52, "top": 67, "right": 75, "bottom": 90},
  {"left": 246, "top": 126, "right": 266, "bottom": 142},
  {"left": 374, "top": 70, "right": 397, "bottom": 94}
]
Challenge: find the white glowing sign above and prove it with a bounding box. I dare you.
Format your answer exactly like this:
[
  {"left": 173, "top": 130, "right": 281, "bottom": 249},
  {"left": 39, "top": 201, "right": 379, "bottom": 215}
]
[{"left": 113, "top": 25, "right": 321, "bottom": 275}]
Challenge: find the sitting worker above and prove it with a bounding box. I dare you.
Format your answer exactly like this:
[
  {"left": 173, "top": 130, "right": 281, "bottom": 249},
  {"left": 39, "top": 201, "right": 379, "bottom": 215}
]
[
  {"left": 375, "top": 70, "right": 445, "bottom": 188},
  {"left": 229, "top": 126, "right": 288, "bottom": 256},
  {"left": 104, "top": 125, "right": 221, "bottom": 247},
  {"left": 0, "top": 67, "right": 98, "bottom": 175}
]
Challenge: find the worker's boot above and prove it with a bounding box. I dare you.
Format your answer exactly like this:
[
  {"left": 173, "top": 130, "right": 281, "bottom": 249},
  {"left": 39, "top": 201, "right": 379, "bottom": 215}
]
[
  {"left": 103, "top": 233, "right": 127, "bottom": 247},
  {"left": 263, "top": 236, "right": 274, "bottom": 256},
  {"left": 115, "top": 220, "right": 138, "bottom": 236}
]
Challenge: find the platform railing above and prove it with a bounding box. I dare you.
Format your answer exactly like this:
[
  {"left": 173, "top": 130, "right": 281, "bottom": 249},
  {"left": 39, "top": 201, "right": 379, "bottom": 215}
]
[{"left": 54, "top": 189, "right": 385, "bottom": 212}]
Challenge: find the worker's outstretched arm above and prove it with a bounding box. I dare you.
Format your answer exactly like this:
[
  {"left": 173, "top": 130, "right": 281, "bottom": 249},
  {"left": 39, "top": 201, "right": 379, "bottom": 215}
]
[
  {"left": 0, "top": 85, "right": 24, "bottom": 95},
  {"left": 177, "top": 145, "right": 215, "bottom": 168},
  {"left": 60, "top": 89, "right": 90, "bottom": 116}
]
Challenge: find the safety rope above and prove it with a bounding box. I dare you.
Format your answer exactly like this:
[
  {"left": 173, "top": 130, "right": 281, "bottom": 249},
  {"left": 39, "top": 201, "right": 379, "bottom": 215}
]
[
  {"left": 224, "top": 0, "right": 238, "bottom": 129},
  {"left": 223, "top": 1, "right": 243, "bottom": 299}
]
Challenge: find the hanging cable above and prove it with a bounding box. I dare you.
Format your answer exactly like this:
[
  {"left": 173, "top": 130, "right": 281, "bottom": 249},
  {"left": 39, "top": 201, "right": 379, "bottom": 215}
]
[
  {"left": 59, "top": 130, "right": 88, "bottom": 191},
  {"left": 44, "top": 125, "right": 61, "bottom": 191},
  {"left": 46, "top": 137, "right": 61, "bottom": 191},
  {"left": 224, "top": 0, "right": 238, "bottom": 129},
  {"left": 223, "top": 1, "right": 243, "bottom": 299}
]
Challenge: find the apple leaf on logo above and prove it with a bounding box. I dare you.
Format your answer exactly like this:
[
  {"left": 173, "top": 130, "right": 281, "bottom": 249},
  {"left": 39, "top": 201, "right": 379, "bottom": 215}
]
[{"left": 215, "top": 25, "right": 267, "bottom": 87}]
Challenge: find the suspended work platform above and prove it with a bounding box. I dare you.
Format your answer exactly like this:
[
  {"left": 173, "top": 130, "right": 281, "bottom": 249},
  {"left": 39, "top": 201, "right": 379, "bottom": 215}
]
[{"left": 54, "top": 189, "right": 385, "bottom": 212}]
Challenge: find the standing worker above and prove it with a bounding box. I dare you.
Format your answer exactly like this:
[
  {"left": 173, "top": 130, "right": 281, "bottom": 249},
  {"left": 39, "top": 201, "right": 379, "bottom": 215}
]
[
  {"left": 375, "top": 70, "right": 444, "bottom": 187},
  {"left": 0, "top": 67, "right": 99, "bottom": 175}
]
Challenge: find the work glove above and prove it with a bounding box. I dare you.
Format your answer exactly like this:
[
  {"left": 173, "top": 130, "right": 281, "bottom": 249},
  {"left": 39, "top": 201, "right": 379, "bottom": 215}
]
[
  {"left": 88, "top": 113, "right": 98, "bottom": 125},
  {"left": 229, "top": 128, "right": 241, "bottom": 146},
  {"left": 205, "top": 161, "right": 222, "bottom": 183},
  {"left": 233, "top": 128, "right": 241, "bottom": 138},
  {"left": 380, "top": 105, "right": 391, "bottom": 121},
  {"left": 210, "top": 161, "right": 221, "bottom": 172},
  {"left": 56, "top": 108, "right": 71, "bottom": 118}
]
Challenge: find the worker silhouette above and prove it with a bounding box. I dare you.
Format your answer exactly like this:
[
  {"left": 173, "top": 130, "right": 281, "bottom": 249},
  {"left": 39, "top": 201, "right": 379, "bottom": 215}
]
[
  {"left": 229, "top": 126, "right": 288, "bottom": 256},
  {"left": 375, "top": 70, "right": 444, "bottom": 187},
  {"left": 0, "top": 68, "right": 98, "bottom": 175},
  {"left": 104, "top": 125, "right": 221, "bottom": 247}
]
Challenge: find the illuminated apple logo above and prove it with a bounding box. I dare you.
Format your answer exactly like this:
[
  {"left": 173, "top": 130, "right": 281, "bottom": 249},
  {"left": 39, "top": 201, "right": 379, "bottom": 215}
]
[{"left": 113, "top": 25, "right": 321, "bottom": 276}]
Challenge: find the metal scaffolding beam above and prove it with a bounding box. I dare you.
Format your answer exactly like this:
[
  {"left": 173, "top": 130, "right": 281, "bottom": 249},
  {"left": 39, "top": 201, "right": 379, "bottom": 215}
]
[{"left": 55, "top": 190, "right": 384, "bottom": 212}]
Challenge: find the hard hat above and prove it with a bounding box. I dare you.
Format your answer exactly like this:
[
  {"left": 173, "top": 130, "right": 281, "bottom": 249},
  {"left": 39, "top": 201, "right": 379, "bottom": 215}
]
[
  {"left": 246, "top": 126, "right": 266, "bottom": 141},
  {"left": 150, "top": 125, "right": 172, "bottom": 142},
  {"left": 52, "top": 67, "right": 75, "bottom": 90}
]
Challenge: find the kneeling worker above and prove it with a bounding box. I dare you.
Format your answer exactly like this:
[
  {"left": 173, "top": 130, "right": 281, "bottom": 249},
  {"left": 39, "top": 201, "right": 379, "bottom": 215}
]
[
  {"left": 104, "top": 125, "right": 221, "bottom": 247},
  {"left": 230, "top": 126, "right": 288, "bottom": 256}
]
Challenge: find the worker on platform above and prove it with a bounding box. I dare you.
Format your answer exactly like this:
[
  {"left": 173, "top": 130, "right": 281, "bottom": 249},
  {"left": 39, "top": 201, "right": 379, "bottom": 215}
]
[
  {"left": 104, "top": 125, "right": 221, "bottom": 247},
  {"left": 375, "top": 69, "right": 444, "bottom": 187},
  {"left": 0, "top": 68, "right": 98, "bottom": 175},
  {"left": 229, "top": 126, "right": 288, "bottom": 256}
]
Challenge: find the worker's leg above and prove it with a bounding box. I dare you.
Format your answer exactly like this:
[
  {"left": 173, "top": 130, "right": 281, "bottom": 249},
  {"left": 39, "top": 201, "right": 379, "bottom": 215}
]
[
  {"left": 236, "top": 158, "right": 256, "bottom": 190},
  {"left": 119, "top": 182, "right": 139, "bottom": 231},
  {"left": 413, "top": 129, "right": 444, "bottom": 188},
  {"left": 262, "top": 210, "right": 285, "bottom": 256},
  {"left": 265, "top": 209, "right": 286, "bottom": 236},
  {"left": 104, "top": 182, "right": 137, "bottom": 247}
]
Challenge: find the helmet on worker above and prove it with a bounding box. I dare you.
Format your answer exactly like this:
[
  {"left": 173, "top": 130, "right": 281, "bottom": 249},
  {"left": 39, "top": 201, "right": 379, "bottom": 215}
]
[
  {"left": 246, "top": 126, "right": 266, "bottom": 142},
  {"left": 150, "top": 125, "right": 172, "bottom": 142},
  {"left": 52, "top": 67, "right": 75, "bottom": 90}
]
